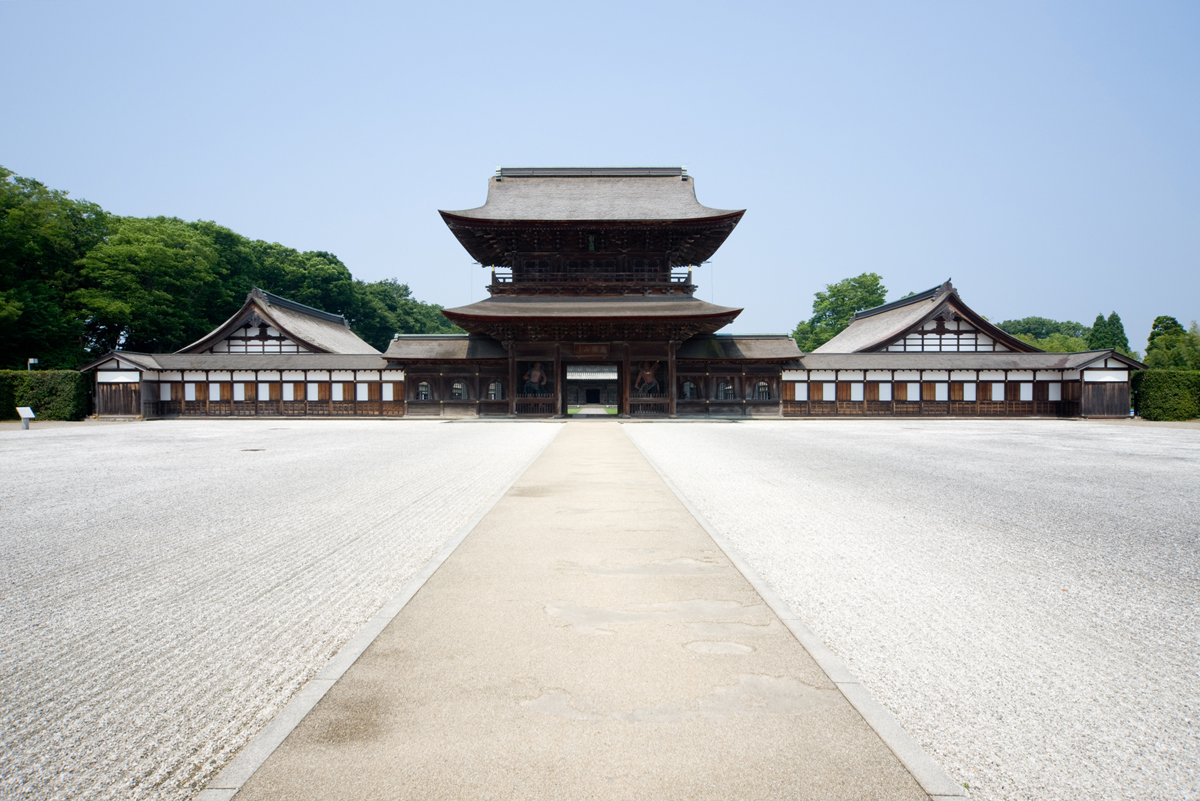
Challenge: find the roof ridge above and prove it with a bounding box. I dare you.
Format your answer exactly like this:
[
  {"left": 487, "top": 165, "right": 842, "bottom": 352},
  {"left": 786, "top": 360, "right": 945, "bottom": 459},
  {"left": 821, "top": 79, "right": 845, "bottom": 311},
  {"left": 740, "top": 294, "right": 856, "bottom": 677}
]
[
  {"left": 250, "top": 287, "right": 348, "bottom": 326},
  {"left": 498, "top": 167, "right": 685, "bottom": 178},
  {"left": 853, "top": 280, "right": 954, "bottom": 320}
]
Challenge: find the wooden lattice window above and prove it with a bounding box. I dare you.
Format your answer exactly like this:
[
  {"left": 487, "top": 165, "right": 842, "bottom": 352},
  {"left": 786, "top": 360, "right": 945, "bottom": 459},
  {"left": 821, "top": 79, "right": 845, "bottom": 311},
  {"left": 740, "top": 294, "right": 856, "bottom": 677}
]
[
  {"left": 451, "top": 380, "right": 467, "bottom": 400},
  {"left": 487, "top": 381, "right": 504, "bottom": 400},
  {"left": 417, "top": 381, "right": 431, "bottom": 401},
  {"left": 681, "top": 380, "right": 698, "bottom": 400},
  {"left": 717, "top": 381, "right": 736, "bottom": 400},
  {"left": 753, "top": 381, "right": 770, "bottom": 400}
]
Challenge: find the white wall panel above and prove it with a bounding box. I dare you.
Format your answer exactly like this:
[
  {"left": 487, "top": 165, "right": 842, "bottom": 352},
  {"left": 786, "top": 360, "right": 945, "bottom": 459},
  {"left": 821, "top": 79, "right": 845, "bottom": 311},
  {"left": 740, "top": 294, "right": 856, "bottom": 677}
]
[
  {"left": 809, "top": 370, "right": 836, "bottom": 381},
  {"left": 161, "top": 371, "right": 182, "bottom": 381},
  {"left": 979, "top": 370, "right": 1005, "bottom": 381},
  {"left": 1084, "top": 370, "right": 1128, "bottom": 382},
  {"left": 894, "top": 370, "right": 920, "bottom": 381},
  {"left": 866, "top": 370, "right": 891, "bottom": 381},
  {"left": 209, "top": 371, "right": 231, "bottom": 381},
  {"left": 96, "top": 371, "right": 141, "bottom": 383},
  {"left": 782, "top": 370, "right": 807, "bottom": 382},
  {"left": 1009, "top": 371, "right": 1034, "bottom": 381},
  {"left": 837, "top": 370, "right": 864, "bottom": 381}
]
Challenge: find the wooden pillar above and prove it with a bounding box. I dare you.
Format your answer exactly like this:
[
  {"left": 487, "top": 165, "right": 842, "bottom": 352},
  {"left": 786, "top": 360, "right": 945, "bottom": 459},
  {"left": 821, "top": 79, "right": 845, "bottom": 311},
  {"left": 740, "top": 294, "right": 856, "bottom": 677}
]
[
  {"left": 620, "top": 342, "right": 630, "bottom": 417},
  {"left": 507, "top": 342, "right": 517, "bottom": 416},
  {"left": 668, "top": 341, "right": 678, "bottom": 417},
  {"left": 554, "top": 343, "right": 563, "bottom": 417}
]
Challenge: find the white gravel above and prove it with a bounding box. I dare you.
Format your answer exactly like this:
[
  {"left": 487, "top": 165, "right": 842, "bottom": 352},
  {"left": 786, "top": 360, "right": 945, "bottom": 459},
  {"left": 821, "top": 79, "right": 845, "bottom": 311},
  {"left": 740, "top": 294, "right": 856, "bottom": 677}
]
[
  {"left": 625, "top": 419, "right": 1199, "bottom": 801},
  {"left": 0, "top": 419, "right": 559, "bottom": 801}
]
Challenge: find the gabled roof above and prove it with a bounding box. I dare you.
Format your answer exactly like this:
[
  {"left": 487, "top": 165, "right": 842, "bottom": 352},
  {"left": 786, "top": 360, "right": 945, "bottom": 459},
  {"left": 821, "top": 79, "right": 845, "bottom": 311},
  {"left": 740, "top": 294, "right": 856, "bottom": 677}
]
[
  {"left": 178, "top": 288, "right": 379, "bottom": 354},
  {"left": 813, "top": 281, "right": 1037, "bottom": 354},
  {"left": 441, "top": 168, "right": 743, "bottom": 222}
]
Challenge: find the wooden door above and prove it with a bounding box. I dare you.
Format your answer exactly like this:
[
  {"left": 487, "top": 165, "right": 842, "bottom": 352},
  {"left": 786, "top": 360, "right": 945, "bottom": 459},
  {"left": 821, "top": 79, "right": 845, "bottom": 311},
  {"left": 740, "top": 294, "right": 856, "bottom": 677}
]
[
  {"left": 97, "top": 383, "right": 140, "bottom": 415},
  {"left": 1082, "top": 382, "right": 1130, "bottom": 417}
]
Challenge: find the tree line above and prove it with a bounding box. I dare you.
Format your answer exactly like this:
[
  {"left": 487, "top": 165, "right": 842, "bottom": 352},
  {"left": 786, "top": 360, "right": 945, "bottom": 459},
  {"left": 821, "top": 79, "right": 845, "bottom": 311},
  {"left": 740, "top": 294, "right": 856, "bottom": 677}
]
[
  {"left": 792, "top": 272, "right": 1195, "bottom": 365},
  {"left": 0, "top": 166, "right": 458, "bottom": 369}
]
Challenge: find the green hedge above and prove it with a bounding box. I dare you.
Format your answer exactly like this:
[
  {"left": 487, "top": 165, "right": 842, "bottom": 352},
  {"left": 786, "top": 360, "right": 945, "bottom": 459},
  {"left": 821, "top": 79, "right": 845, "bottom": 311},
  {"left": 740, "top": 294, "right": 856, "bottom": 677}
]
[
  {"left": 0, "top": 370, "right": 90, "bottom": 421},
  {"left": 1132, "top": 369, "right": 1200, "bottom": 421}
]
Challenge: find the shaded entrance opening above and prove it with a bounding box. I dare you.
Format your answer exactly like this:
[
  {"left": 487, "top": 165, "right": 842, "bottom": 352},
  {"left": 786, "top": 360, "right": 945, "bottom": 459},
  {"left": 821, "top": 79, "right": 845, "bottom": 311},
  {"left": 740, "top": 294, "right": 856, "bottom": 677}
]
[{"left": 566, "top": 364, "right": 619, "bottom": 415}]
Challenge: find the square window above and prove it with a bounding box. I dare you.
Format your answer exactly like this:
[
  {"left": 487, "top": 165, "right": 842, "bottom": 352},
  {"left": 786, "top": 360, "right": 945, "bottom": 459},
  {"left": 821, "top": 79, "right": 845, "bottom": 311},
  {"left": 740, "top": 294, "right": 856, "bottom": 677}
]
[
  {"left": 159, "top": 383, "right": 171, "bottom": 401},
  {"left": 934, "top": 382, "right": 948, "bottom": 401},
  {"left": 850, "top": 383, "right": 864, "bottom": 401},
  {"left": 233, "top": 383, "right": 245, "bottom": 402},
  {"left": 258, "top": 382, "right": 271, "bottom": 401},
  {"left": 877, "top": 382, "right": 892, "bottom": 401},
  {"left": 822, "top": 382, "right": 836, "bottom": 402},
  {"left": 185, "top": 383, "right": 196, "bottom": 401},
  {"left": 209, "top": 383, "right": 221, "bottom": 401},
  {"left": 1020, "top": 382, "right": 1033, "bottom": 401},
  {"left": 382, "top": 383, "right": 394, "bottom": 402},
  {"left": 907, "top": 382, "right": 920, "bottom": 401},
  {"left": 991, "top": 383, "right": 1005, "bottom": 401},
  {"left": 332, "top": 383, "right": 343, "bottom": 402},
  {"left": 356, "top": 383, "right": 369, "bottom": 401},
  {"left": 283, "top": 383, "right": 295, "bottom": 401},
  {"left": 963, "top": 382, "right": 977, "bottom": 401},
  {"left": 307, "top": 382, "right": 320, "bottom": 401},
  {"left": 1048, "top": 382, "right": 1062, "bottom": 402}
]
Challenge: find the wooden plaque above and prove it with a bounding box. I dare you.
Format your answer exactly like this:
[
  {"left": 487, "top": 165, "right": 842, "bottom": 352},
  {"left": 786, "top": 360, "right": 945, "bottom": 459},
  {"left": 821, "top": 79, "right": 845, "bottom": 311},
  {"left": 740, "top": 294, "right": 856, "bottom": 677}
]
[{"left": 573, "top": 343, "right": 610, "bottom": 357}]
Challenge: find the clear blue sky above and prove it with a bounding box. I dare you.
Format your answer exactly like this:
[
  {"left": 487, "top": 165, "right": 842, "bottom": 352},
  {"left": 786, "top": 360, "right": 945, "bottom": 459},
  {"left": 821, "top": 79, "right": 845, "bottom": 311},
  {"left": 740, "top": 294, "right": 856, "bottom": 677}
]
[{"left": 3, "top": 0, "right": 1197, "bottom": 349}]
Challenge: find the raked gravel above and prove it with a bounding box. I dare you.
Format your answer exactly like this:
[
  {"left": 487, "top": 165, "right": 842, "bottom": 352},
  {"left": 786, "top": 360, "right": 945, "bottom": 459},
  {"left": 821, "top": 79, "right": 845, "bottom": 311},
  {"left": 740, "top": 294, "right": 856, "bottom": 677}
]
[
  {"left": 0, "top": 419, "right": 559, "bottom": 801},
  {"left": 625, "top": 419, "right": 1199, "bottom": 801}
]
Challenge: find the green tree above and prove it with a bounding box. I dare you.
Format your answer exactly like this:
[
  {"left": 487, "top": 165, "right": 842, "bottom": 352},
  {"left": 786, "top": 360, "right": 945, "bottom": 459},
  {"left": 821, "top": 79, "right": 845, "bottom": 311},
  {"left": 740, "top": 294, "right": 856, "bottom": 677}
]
[
  {"left": 1087, "top": 313, "right": 1111, "bottom": 350},
  {"left": 1013, "top": 332, "right": 1091, "bottom": 353},
  {"left": 1144, "top": 317, "right": 1200, "bottom": 370},
  {"left": 792, "top": 273, "right": 887, "bottom": 352},
  {"left": 349, "top": 278, "right": 461, "bottom": 351},
  {"left": 0, "top": 166, "right": 112, "bottom": 368},
  {"left": 73, "top": 217, "right": 223, "bottom": 352},
  {"left": 998, "top": 316, "right": 1091, "bottom": 340}
]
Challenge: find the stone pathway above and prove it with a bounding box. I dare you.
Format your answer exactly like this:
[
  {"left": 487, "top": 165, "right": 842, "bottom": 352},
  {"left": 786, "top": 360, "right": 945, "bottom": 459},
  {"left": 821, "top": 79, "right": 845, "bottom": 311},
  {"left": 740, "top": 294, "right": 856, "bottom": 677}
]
[{"left": 216, "top": 422, "right": 935, "bottom": 800}]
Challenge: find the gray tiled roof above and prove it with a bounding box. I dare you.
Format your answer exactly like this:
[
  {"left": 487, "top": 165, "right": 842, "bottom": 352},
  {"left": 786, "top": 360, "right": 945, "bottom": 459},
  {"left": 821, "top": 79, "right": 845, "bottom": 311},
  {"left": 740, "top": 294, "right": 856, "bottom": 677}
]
[
  {"left": 383, "top": 336, "right": 507, "bottom": 361},
  {"left": 794, "top": 351, "right": 1141, "bottom": 370},
  {"left": 441, "top": 171, "right": 742, "bottom": 221},
  {"left": 89, "top": 353, "right": 392, "bottom": 371},
  {"left": 677, "top": 335, "right": 802, "bottom": 361}
]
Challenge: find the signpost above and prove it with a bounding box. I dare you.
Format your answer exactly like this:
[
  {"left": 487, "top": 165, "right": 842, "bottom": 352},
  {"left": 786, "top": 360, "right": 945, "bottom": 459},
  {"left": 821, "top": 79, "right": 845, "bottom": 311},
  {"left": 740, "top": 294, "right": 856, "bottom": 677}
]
[{"left": 16, "top": 407, "right": 35, "bottom": 430}]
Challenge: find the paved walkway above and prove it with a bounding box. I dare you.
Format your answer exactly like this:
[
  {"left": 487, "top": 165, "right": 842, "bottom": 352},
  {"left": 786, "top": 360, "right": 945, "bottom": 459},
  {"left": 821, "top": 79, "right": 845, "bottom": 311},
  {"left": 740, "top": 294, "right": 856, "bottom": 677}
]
[{"left": 225, "top": 423, "right": 932, "bottom": 800}]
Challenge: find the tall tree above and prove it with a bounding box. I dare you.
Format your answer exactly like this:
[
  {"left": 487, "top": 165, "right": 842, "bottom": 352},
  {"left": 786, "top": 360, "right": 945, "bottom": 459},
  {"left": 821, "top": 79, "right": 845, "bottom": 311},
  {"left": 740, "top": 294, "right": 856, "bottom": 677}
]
[
  {"left": 0, "top": 166, "right": 113, "bottom": 368},
  {"left": 1087, "top": 313, "right": 1111, "bottom": 350},
  {"left": 73, "top": 217, "right": 224, "bottom": 353},
  {"left": 1144, "top": 316, "right": 1199, "bottom": 369},
  {"left": 792, "top": 273, "right": 887, "bottom": 352}
]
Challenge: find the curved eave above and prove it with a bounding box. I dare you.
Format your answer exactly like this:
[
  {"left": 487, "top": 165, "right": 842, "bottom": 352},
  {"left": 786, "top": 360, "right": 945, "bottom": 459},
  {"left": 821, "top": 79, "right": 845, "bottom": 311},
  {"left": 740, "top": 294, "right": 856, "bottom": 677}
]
[{"left": 438, "top": 210, "right": 745, "bottom": 267}]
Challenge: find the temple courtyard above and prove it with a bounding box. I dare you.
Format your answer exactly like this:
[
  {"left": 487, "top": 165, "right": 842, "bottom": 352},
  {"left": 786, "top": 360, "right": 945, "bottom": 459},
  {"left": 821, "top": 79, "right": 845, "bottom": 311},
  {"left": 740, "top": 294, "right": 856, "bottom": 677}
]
[{"left": 0, "top": 418, "right": 1196, "bottom": 801}]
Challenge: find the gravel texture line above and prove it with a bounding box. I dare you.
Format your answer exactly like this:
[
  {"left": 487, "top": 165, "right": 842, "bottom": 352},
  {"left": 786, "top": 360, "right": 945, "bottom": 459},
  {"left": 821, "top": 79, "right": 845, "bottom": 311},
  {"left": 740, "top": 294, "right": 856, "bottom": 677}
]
[
  {"left": 0, "top": 419, "right": 560, "bottom": 801},
  {"left": 623, "top": 419, "right": 1199, "bottom": 801}
]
